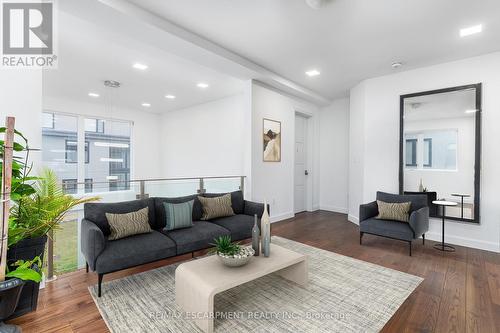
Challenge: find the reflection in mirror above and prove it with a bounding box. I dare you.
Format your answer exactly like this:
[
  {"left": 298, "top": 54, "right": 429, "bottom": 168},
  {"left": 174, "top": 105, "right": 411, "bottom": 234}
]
[{"left": 400, "top": 84, "right": 481, "bottom": 223}]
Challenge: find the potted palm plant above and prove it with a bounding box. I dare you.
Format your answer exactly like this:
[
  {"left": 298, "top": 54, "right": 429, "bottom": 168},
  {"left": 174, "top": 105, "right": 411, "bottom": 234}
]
[{"left": 1, "top": 123, "right": 99, "bottom": 318}]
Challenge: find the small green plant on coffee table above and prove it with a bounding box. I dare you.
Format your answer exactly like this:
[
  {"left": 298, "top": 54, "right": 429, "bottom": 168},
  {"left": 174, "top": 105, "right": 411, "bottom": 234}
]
[{"left": 210, "top": 235, "right": 241, "bottom": 256}]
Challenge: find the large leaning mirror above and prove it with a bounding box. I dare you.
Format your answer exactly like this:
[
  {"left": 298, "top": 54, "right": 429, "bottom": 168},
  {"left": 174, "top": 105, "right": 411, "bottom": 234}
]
[{"left": 399, "top": 84, "right": 481, "bottom": 223}]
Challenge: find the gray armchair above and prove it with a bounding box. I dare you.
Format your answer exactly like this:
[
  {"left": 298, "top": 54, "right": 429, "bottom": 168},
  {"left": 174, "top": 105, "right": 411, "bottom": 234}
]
[{"left": 359, "top": 191, "right": 429, "bottom": 256}]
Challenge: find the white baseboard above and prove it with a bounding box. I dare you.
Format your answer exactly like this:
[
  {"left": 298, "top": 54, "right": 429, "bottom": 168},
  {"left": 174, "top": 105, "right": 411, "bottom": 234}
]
[
  {"left": 347, "top": 214, "right": 359, "bottom": 225},
  {"left": 270, "top": 212, "right": 295, "bottom": 223},
  {"left": 319, "top": 205, "right": 348, "bottom": 214},
  {"left": 425, "top": 232, "right": 499, "bottom": 253}
]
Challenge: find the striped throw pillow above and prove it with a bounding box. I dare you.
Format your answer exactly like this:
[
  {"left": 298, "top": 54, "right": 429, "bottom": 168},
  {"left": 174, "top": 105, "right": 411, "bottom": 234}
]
[
  {"left": 106, "top": 207, "right": 152, "bottom": 240},
  {"left": 376, "top": 200, "right": 411, "bottom": 223},
  {"left": 163, "top": 200, "right": 194, "bottom": 231},
  {"left": 198, "top": 194, "right": 235, "bottom": 220}
]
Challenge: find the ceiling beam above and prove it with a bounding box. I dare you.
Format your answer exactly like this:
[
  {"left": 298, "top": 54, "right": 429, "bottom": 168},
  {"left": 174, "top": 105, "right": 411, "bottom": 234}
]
[{"left": 97, "top": 0, "right": 332, "bottom": 106}]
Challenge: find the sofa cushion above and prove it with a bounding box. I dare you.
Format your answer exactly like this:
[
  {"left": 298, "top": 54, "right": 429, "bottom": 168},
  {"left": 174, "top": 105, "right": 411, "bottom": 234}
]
[
  {"left": 163, "top": 200, "right": 194, "bottom": 231},
  {"left": 359, "top": 218, "right": 415, "bottom": 241},
  {"left": 161, "top": 221, "right": 230, "bottom": 255},
  {"left": 204, "top": 191, "right": 244, "bottom": 214},
  {"left": 84, "top": 199, "right": 156, "bottom": 236},
  {"left": 106, "top": 207, "right": 152, "bottom": 240},
  {"left": 198, "top": 194, "right": 235, "bottom": 220},
  {"left": 95, "top": 231, "right": 176, "bottom": 273},
  {"left": 210, "top": 214, "right": 255, "bottom": 241},
  {"left": 154, "top": 195, "right": 203, "bottom": 229}
]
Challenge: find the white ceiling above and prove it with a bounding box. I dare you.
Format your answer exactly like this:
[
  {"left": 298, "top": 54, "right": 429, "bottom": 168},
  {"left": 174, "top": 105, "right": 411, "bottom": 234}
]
[
  {"left": 124, "top": 0, "right": 500, "bottom": 100},
  {"left": 43, "top": 6, "right": 245, "bottom": 114}
]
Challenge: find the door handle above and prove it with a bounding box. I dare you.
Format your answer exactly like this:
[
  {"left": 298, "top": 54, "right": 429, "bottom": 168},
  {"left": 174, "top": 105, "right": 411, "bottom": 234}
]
[{"left": 305, "top": 170, "right": 309, "bottom": 176}]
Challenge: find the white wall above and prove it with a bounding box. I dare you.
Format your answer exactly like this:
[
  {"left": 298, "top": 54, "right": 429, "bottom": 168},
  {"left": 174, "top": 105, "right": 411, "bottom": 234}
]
[
  {"left": 251, "top": 83, "right": 320, "bottom": 222},
  {"left": 349, "top": 51, "right": 500, "bottom": 252},
  {"left": 43, "top": 96, "right": 163, "bottom": 180},
  {"left": 348, "top": 82, "right": 367, "bottom": 222},
  {"left": 319, "top": 98, "right": 349, "bottom": 213},
  {"left": 159, "top": 94, "right": 246, "bottom": 178},
  {"left": 0, "top": 70, "right": 43, "bottom": 167}
]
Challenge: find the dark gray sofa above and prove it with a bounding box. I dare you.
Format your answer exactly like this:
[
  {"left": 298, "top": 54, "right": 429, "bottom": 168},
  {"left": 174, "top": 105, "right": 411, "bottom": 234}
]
[
  {"left": 359, "top": 191, "right": 429, "bottom": 256},
  {"left": 80, "top": 191, "right": 266, "bottom": 296}
]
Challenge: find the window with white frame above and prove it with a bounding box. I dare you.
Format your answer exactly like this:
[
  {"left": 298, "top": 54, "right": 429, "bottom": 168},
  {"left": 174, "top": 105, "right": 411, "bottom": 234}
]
[
  {"left": 404, "top": 129, "right": 457, "bottom": 170},
  {"left": 42, "top": 112, "right": 132, "bottom": 193}
]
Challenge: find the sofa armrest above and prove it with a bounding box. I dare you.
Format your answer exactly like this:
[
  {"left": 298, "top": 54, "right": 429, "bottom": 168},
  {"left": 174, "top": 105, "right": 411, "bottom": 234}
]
[
  {"left": 243, "top": 200, "right": 270, "bottom": 219},
  {"left": 359, "top": 201, "right": 378, "bottom": 222},
  {"left": 81, "top": 219, "right": 106, "bottom": 271},
  {"left": 409, "top": 206, "right": 429, "bottom": 238}
]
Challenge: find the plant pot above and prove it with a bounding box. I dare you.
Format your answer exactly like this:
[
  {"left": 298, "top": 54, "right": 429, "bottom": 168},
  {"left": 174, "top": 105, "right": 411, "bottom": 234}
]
[
  {"left": 0, "top": 278, "right": 24, "bottom": 333},
  {"left": 6, "top": 235, "right": 47, "bottom": 319}
]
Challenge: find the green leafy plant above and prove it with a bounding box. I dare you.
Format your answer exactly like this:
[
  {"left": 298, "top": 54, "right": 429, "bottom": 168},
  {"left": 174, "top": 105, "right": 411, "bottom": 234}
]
[
  {"left": 210, "top": 235, "right": 241, "bottom": 256},
  {"left": 6, "top": 256, "right": 42, "bottom": 283},
  {"left": 8, "top": 168, "right": 99, "bottom": 247},
  {"left": 0, "top": 127, "right": 38, "bottom": 201}
]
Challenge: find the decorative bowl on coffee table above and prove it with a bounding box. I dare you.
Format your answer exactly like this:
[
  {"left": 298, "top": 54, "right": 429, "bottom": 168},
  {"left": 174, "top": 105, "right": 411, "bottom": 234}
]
[{"left": 218, "top": 247, "right": 255, "bottom": 267}]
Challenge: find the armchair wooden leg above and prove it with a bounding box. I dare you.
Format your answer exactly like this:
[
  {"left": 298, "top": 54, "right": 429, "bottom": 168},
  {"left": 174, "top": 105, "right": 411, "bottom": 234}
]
[
  {"left": 408, "top": 241, "right": 412, "bottom": 256},
  {"left": 86, "top": 262, "right": 89, "bottom": 273},
  {"left": 422, "top": 234, "right": 425, "bottom": 245},
  {"left": 359, "top": 232, "right": 364, "bottom": 245}
]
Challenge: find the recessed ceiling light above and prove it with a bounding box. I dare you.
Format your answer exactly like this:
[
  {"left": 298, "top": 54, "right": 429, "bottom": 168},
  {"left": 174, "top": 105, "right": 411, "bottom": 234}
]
[
  {"left": 197, "top": 83, "right": 209, "bottom": 89},
  {"left": 88, "top": 92, "right": 100, "bottom": 98},
  {"left": 141, "top": 103, "right": 151, "bottom": 107},
  {"left": 133, "top": 63, "right": 148, "bottom": 70},
  {"left": 305, "top": 69, "right": 320, "bottom": 77},
  {"left": 460, "top": 24, "right": 482, "bottom": 37},
  {"left": 165, "top": 94, "right": 176, "bottom": 99},
  {"left": 465, "top": 109, "right": 478, "bottom": 114},
  {"left": 391, "top": 62, "right": 403, "bottom": 69}
]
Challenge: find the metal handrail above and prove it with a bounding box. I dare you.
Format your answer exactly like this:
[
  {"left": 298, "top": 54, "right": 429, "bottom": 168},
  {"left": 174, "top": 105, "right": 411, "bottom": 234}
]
[{"left": 62, "top": 175, "right": 246, "bottom": 186}]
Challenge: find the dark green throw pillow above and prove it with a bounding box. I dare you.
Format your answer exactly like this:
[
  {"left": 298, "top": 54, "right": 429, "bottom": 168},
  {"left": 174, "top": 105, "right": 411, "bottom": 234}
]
[{"left": 163, "top": 200, "right": 194, "bottom": 231}]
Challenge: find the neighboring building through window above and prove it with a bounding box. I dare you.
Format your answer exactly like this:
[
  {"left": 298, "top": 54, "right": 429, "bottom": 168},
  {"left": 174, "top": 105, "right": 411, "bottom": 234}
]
[{"left": 42, "top": 112, "right": 132, "bottom": 193}]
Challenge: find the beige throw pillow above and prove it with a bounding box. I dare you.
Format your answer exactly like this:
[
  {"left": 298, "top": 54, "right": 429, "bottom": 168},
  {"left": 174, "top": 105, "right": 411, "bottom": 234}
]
[
  {"left": 106, "top": 207, "right": 152, "bottom": 240},
  {"left": 376, "top": 200, "right": 411, "bottom": 223},
  {"left": 198, "top": 194, "right": 235, "bottom": 220}
]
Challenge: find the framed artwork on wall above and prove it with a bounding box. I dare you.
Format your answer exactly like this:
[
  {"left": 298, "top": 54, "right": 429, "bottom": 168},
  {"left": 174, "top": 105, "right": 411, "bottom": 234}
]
[{"left": 263, "top": 118, "right": 281, "bottom": 162}]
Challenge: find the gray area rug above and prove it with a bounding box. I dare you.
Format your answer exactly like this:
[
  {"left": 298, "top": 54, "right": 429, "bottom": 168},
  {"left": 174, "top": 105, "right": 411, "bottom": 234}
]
[{"left": 89, "top": 236, "right": 422, "bottom": 332}]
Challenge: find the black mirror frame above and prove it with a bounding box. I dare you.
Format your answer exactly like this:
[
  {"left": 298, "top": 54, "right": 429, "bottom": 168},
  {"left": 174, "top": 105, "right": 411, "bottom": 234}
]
[{"left": 399, "top": 83, "right": 482, "bottom": 224}]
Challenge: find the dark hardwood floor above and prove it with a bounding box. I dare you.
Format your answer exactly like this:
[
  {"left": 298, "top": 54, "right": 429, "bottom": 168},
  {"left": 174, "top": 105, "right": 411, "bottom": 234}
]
[{"left": 8, "top": 211, "right": 500, "bottom": 332}]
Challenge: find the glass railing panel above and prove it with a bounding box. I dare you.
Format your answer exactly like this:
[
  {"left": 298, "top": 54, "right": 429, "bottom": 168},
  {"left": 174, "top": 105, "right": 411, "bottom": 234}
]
[
  {"left": 144, "top": 179, "right": 200, "bottom": 198},
  {"left": 204, "top": 177, "right": 242, "bottom": 193},
  {"left": 46, "top": 176, "right": 244, "bottom": 278}
]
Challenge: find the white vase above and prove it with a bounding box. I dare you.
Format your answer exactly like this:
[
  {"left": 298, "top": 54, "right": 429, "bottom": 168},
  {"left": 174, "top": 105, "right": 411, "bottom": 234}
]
[
  {"left": 261, "top": 200, "right": 271, "bottom": 248},
  {"left": 418, "top": 179, "right": 424, "bottom": 192}
]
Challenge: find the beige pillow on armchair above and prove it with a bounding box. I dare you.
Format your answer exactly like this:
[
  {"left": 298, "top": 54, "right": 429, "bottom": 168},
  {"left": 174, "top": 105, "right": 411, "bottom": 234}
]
[{"left": 376, "top": 200, "right": 411, "bottom": 223}]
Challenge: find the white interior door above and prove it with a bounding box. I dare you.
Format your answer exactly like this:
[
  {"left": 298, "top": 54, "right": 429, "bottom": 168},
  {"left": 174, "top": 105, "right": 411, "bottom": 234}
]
[{"left": 294, "top": 115, "right": 307, "bottom": 213}]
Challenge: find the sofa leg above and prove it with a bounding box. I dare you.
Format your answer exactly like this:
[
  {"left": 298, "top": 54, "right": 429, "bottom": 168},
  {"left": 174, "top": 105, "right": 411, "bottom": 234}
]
[
  {"left": 422, "top": 234, "right": 425, "bottom": 245},
  {"left": 86, "top": 262, "right": 89, "bottom": 273},
  {"left": 408, "top": 241, "right": 412, "bottom": 256},
  {"left": 359, "top": 232, "right": 364, "bottom": 245},
  {"left": 98, "top": 273, "right": 104, "bottom": 297}
]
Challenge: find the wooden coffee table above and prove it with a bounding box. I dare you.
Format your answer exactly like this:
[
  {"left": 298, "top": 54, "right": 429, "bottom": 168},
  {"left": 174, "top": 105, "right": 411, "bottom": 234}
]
[{"left": 175, "top": 243, "right": 308, "bottom": 333}]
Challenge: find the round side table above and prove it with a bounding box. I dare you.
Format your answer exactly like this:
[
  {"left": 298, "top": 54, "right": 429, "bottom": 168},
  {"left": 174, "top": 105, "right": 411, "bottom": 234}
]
[
  {"left": 451, "top": 193, "right": 470, "bottom": 219},
  {"left": 432, "top": 200, "right": 458, "bottom": 252}
]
